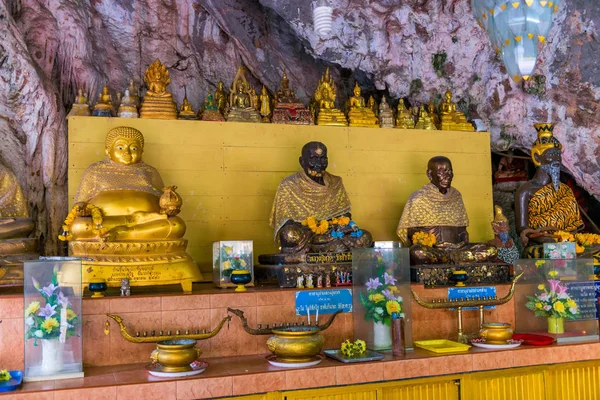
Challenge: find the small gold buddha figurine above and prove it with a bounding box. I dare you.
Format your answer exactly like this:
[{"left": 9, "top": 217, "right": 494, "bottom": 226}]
[
  {"left": 139, "top": 59, "right": 178, "bottom": 119},
  {"left": 68, "top": 88, "right": 92, "bottom": 117},
  {"left": 368, "top": 96, "right": 378, "bottom": 118},
  {"left": 259, "top": 85, "right": 272, "bottom": 122},
  {"left": 93, "top": 86, "right": 114, "bottom": 117},
  {"left": 226, "top": 66, "right": 262, "bottom": 123},
  {"left": 414, "top": 105, "right": 437, "bottom": 130},
  {"left": 117, "top": 89, "right": 139, "bottom": 118},
  {"left": 440, "top": 90, "right": 474, "bottom": 131},
  {"left": 395, "top": 99, "right": 414, "bottom": 129},
  {"left": 178, "top": 95, "right": 198, "bottom": 120},
  {"left": 214, "top": 81, "right": 229, "bottom": 116},
  {"left": 0, "top": 162, "right": 38, "bottom": 286},
  {"left": 312, "top": 67, "right": 347, "bottom": 126},
  {"left": 127, "top": 79, "right": 140, "bottom": 108},
  {"left": 200, "top": 92, "right": 225, "bottom": 121},
  {"left": 347, "top": 83, "right": 379, "bottom": 128},
  {"left": 60, "top": 126, "right": 202, "bottom": 292},
  {"left": 428, "top": 101, "right": 440, "bottom": 129},
  {"left": 249, "top": 87, "right": 260, "bottom": 111},
  {"left": 378, "top": 96, "right": 395, "bottom": 128},
  {"left": 272, "top": 70, "right": 313, "bottom": 125}
]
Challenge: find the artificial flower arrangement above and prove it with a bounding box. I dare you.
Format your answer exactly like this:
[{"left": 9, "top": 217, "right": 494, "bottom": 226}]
[
  {"left": 24, "top": 267, "right": 80, "bottom": 346},
  {"left": 525, "top": 261, "right": 579, "bottom": 320},
  {"left": 301, "top": 216, "right": 363, "bottom": 238},
  {"left": 340, "top": 339, "right": 367, "bottom": 358},
  {"left": 217, "top": 245, "right": 252, "bottom": 278},
  {"left": 412, "top": 232, "right": 436, "bottom": 247},
  {"left": 0, "top": 370, "right": 11, "bottom": 381},
  {"left": 359, "top": 254, "right": 404, "bottom": 326}
]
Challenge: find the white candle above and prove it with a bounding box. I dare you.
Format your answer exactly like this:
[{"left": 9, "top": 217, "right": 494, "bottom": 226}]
[
  {"left": 316, "top": 307, "right": 319, "bottom": 324},
  {"left": 307, "top": 308, "right": 311, "bottom": 325}
]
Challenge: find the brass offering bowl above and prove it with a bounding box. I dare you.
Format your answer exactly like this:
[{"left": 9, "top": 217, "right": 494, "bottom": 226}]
[
  {"left": 479, "top": 322, "right": 513, "bottom": 344},
  {"left": 151, "top": 339, "right": 200, "bottom": 372},
  {"left": 267, "top": 326, "right": 324, "bottom": 363}
]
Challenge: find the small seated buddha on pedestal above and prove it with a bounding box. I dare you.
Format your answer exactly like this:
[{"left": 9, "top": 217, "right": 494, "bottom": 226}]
[
  {"left": 347, "top": 83, "right": 379, "bottom": 128},
  {"left": 68, "top": 89, "right": 91, "bottom": 117},
  {"left": 93, "top": 86, "right": 114, "bottom": 117},
  {"left": 117, "top": 89, "right": 139, "bottom": 118},
  {"left": 272, "top": 71, "right": 312, "bottom": 125},
  {"left": 258, "top": 141, "right": 373, "bottom": 265},
  {"left": 378, "top": 96, "right": 395, "bottom": 128},
  {"left": 397, "top": 156, "right": 498, "bottom": 266},
  {"left": 414, "top": 105, "right": 437, "bottom": 130},
  {"left": 312, "top": 68, "right": 347, "bottom": 126},
  {"left": 178, "top": 95, "right": 198, "bottom": 120},
  {"left": 200, "top": 92, "right": 225, "bottom": 121},
  {"left": 439, "top": 90, "right": 474, "bottom": 131},
  {"left": 0, "top": 162, "right": 38, "bottom": 285},
  {"left": 59, "top": 126, "right": 202, "bottom": 292},
  {"left": 226, "top": 66, "right": 262, "bottom": 123},
  {"left": 395, "top": 99, "right": 414, "bottom": 129},
  {"left": 139, "top": 59, "right": 178, "bottom": 119}
]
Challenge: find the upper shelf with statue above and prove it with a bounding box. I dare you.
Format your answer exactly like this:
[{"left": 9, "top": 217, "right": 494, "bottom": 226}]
[{"left": 68, "top": 59, "right": 476, "bottom": 131}]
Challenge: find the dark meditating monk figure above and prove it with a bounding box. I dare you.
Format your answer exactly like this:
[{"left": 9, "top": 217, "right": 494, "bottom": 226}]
[
  {"left": 258, "top": 142, "right": 373, "bottom": 265},
  {"left": 515, "top": 124, "right": 583, "bottom": 258},
  {"left": 397, "top": 156, "right": 498, "bottom": 265}
]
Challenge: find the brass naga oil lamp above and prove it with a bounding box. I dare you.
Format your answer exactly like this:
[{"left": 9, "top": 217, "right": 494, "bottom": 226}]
[
  {"left": 106, "top": 313, "right": 231, "bottom": 373},
  {"left": 227, "top": 308, "right": 341, "bottom": 365}
]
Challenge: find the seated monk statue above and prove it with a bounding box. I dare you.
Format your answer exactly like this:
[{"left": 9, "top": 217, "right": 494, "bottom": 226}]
[
  {"left": 61, "top": 126, "right": 202, "bottom": 292},
  {"left": 397, "top": 156, "right": 498, "bottom": 264},
  {"left": 515, "top": 124, "right": 584, "bottom": 258},
  {"left": 347, "top": 82, "right": 378, "bottom": 128},
  {"left": 259, "top": 141, "right": 373, "bottom": 264}
]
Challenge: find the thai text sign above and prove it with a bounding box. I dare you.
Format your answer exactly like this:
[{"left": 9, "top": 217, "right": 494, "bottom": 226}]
[
  {"left": 565, "top": 281, "right": 598, "bottom": 320},
  {"left": 448, "top": 286, "right": 497, "bottom": 311},
  {"left": 305, "top": 252, "right": 352, "bottom": 264},
  {"left": 295, "top": 289, "right": 352, "bottom": 316}
]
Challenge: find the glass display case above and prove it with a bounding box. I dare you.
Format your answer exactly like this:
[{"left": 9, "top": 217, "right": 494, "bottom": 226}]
[
  {"left": 352, "top": 248, "right": 412, "bottom": 351},
  {"left": 23, "top": 258, "right": 84, "bottom": 381},
  {"left": 212, "top": 240, "right": 254, "bottom": 288},
  {"left": 514, "top": 258, "right": 598, "bottom": 344}
]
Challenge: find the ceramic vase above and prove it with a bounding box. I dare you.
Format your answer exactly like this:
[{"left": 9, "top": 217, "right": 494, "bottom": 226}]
[
  {"left": 548, "top": 316, "right": 564, "bottom": 334},
  {"left": 373, "top": 321, "right": 392, "bottom": 350},
  {"left": 41, "top": 339, "right": 65, "bottom": 375}
]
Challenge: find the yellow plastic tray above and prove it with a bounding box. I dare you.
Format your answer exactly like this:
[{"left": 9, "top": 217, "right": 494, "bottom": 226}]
[{"left": 414, "top": 339, "right": 471, "bottom": 354}]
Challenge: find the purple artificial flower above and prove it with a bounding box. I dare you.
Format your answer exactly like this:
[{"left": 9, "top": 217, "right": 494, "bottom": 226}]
[
  {"left": 548, "top": 280, "right": 561, "bottom": 294},
  {"left": 383, "top": 272, "right": 397, "bottom": 286},
  {"left": 366, "top": 278, "right": 382, "bottom": 291},
  {"left": 38, "top": 303, "right": 57, "bottom": 319},
  {"left": 41, "top": 283, "right": 58, "bottom": 298},
  {"left": 381, "top": 289, "right": 396, "bottom": 301},
  {"left": 57, "top": 291, "right": 70, "bottom": 308}
]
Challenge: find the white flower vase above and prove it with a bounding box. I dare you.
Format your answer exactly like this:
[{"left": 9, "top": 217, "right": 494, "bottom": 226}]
[
  {"left": 373, "top": 321, "right": 392, "bottom": 350},
  {"left": 41, "top": 339, "right": 65, "bottom": 375}
]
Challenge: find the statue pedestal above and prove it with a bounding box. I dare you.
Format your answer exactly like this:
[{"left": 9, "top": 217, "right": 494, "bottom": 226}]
[
  {"left": 410, "top": 262, "right": 511, "bottom": 287},
  {"left": 0, "top": 238, "right": 38, "bottom": 286},
  {"left": 140, "top": 97, "right": 178, "bottom": 119}
]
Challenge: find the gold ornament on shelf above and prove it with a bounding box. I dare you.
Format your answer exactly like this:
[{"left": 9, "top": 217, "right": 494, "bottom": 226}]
[
  {"left": 93, "top": 86, "right": 114, "bottom": 117},
  {"left": 117, "top": 89, "right": 139, "bottom": 118},
  {"left": 68, "top": 88, "right": 91, "bottom": 117},
  {"left": 312, "top": 67, "right": 347, "bottom": 126},
  {"left": 178, "top": 94, "right": 198, "bottom": 120},
  {"left": 200, "top": 92, "right": 225, "bottom": 121},
  {"left": 139, "top": 59, "right": 178, "bottom": 119},
  {"left": 226, "top": 66, "right": 262, "bottom": 123},
  {"left": 347, "top": 82, "right": 379, "bottom": 128},
  {"left": 259, "top": 85, "right": 272, "bottom": 122},
  {"left": 395, "top": 99, "right": 414, "bottom": 129},
  {"left": 439, "top": 90, "right": 474, "bottom": 131},
  {"left": 414, "top": 105, "right": 437, "bottom": 130}
]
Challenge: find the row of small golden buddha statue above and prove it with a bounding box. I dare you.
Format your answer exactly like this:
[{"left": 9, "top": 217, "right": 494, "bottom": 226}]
[{"left": 68, "top": 59, "right": 474, "bottom": 132}]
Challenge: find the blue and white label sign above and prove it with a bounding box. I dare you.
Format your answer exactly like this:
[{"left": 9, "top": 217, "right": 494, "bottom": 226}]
[
  {"left": 448, "top": 286, "right": 497, "bottom": 311},
  {"left": 295, "top": 289, "right": 352, "bottom": 316}
]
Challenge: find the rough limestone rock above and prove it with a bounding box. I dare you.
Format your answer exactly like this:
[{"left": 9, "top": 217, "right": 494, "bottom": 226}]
[{"left": 0, "top": 0, "right": 598, "bottom": 253}]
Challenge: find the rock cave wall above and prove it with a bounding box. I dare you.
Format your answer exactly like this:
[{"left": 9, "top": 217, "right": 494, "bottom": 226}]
[{"left": 0, "top": 0, "right": 598, "bottom": 253}]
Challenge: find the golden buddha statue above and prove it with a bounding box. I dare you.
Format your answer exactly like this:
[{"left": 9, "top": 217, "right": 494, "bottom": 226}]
[
  {"left": 139, "top": 59, "right": 178, "bottom": 119},
  {"left": 249, "top": 87, "right": 260, "bottom": 111},
  {"left": 395, "top": 99, "right": 414, "bottom": 129},
  {"left": 259, "top": 142, "right": 373, "bottom": 265},
  {"left": 313, "top": 68, "right": 347, "bottom": 126},
  {"left": 68, "top": 88, "right": 91, "bottom": 117},
  {"left": 368, "top": 96, "right": 378, "bottom": 118},
  {"left": 347, "top": 83, "right": 379, "bottom": 128},
  {"left": 515, "top": 124, "right": 584, "bottom": 258},
  {"left": 414, "top": 105, "right": 437, "bottom": 130},
  {"left": 178, "top": 96, "right": 198, "bottom": 120},
  {"left": 214, "top": 81, "right": 229, "bottom": 116},
  {"left": 440, "top": 90, "right": 474, "bottom": 131},
  {"left": 117, "top": 89, "right": 139, "bottom": 118},
  {"left": 93, "top": 86, "right": 114, "bottom": 117},
  {"left": 259, "top": 86, "right": 271, "bottom": 122},
  {"left": 397, "top": 156, "right": 497, "bottom": 265},
  {"left": 378, "top": 96, "right": 395, "bottom": 128},
  {"left": 272, "top": 71, "right": 313, "bottom": 125},
  {"left": 428, "top": 101, "right": 440, "bottom": 129},
  {"left": 0, "top": 162, "right": 38, "bottom": 285},
  {"left": 200, "top": 92, "right": 225, "bottom": 121},
  {"left": 226, "top": 67, "right": 262, "bottom": 123},
  {"left": 60, "top": 126, "right": 202, "bottom": 292},
  {"left": 127, "top": 79, "right": 140, "bottom": 108}
]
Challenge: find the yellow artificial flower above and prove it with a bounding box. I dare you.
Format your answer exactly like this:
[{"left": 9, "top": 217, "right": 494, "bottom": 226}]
[
  {"left": 555, "top": 230, "right": 575, "bottom": 243},
  {"left": 537, "top": 284, "right": 545, "bottom": 291},
  {"left": 41, "top": 318, "right": 60, "bottom": 334},
  {"left": 548, "top": 270, "right": 558, "bottom": 278},
  {"left": 389, "top": 286, "right": 398, "bottom": 293},
  {"left": 25, "top": 301, "right": 40, "bottom": 316},
  {"left": 553, "top": 302, "right": 565, "bottom": 313},
  {"left": 535, "top": 302, "right": 543, "bottom": 309},
  {"left": 224, "top": 246, "right": 233, "bottom": 256},
  {"left": 369, "top": 294, "right": 385, "bottom": 303},
  {"left": 0, "top": 370, "right": 10, "bottom": 381},
  {"left": 567, "top": 299, "right": 577, "bottom": 308},
  {"left": 535, "top": 260, "right": 546, "bottom": 268},
  {"left": 386, "top": 300, "right": 402, "bottom": 315},
  {"left": 412, "top": 232, "right": 436, "bottom": 247},
  {"left": 576, "top": 244, "right": 584, "bottom": 254},
  {"left": 575, "top": 233, "right": 600, "bottom": 246},
  {"left": 332, "top": 216, "right": 350, "bottom": 226},
  {"left": 302, "top": 216, "right": 317, "bottom": 227},
  {"left": 66, "top": 309, "right": 77, "bottom": 321},
  {"left": 240, "top": 259, "right": 247, "bottom": 267},
  {"left": 222, "top": 260, "right": 232, "bottom": 270}
]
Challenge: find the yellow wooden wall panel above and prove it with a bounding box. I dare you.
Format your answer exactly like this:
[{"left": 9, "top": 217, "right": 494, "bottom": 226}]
[
  {"left": 381, "top": 380, "right": 459, "bottom": 400},
  {"left": 69, "top": 117, "right": 494, "bottom": 276},
  {"left": 283, "top": 386, "right": 378, "bottom": 400},
  {"left": 545, "top": 361, "right": 600, "bottom": 400},
  {"left": 462, "top": 369, "right": 545, "bottom": 400}
]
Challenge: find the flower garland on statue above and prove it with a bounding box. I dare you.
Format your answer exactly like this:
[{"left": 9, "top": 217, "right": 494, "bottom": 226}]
[
  {"left": 411, "top": 232, "right": 437, "bottom": 247},
  {"left": 302, "top": 216, "right": 329, "bottom": 235},
  {"left": 58, "top": 204, "right": 106, "bottom": 241},
  {"left": 553, "top": 231, "right": 598, "bottom": 254},
  {"left": 301, "top": 216, "right": 364, "bottom": 239}
]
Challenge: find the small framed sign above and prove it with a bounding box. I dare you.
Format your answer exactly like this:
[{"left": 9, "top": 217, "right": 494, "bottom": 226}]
[{"left": 295, "top": 289, "right": 352, "bottom": 316}]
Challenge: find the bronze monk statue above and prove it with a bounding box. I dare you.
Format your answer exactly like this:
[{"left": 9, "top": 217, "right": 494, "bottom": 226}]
[
  {"left": 259, "top": 142, "right": 372, "bottom": 264},
  {"left": 397, "top": 156, "right": 498, "bottom": 264},
  {"left": 515, "top": 124, "right": 584, "bottom": 258}
]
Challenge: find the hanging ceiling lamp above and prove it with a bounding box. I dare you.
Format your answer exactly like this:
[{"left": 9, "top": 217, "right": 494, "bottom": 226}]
[
  {"left": 313, "top": 0, "right": 333, "bottom": 37},
  {"left": 472, "top": 0, "right": 561, "bottom": 82}
]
